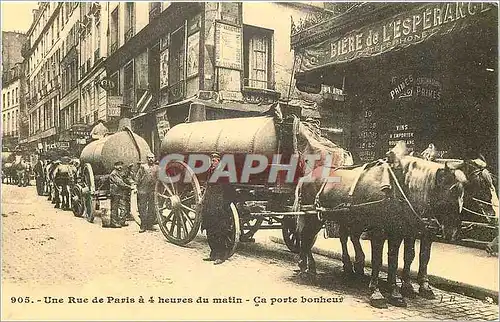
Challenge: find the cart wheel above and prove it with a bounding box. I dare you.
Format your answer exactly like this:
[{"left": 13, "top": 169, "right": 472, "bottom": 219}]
[
  {"left": 83, "top": 163, "right": 96, "bottom": 223},
  {"left": 227, "top": 203, "right": 241, "bottom": 258},
  {"left": 155, "top": 160, "right": 202, "bottom": 245},
  {"left": 130, "top": 189, "right": 141, "bottom": 226},
  {"left": 282, "top": 215, "right": 300, "bottom": 253},
  {"left": 71, "top": 184, "right": 85, "bottom": 217}
]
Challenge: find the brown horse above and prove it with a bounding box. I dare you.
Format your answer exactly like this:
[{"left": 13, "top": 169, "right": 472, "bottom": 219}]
[{"left": 294, "top": 144, "right": 466, "bottom": 308}]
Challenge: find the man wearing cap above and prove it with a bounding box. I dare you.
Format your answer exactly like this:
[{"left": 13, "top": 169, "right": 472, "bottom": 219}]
[
  {"left": 200, "top": 152, "right": 236, "bottom": 265},
  {"left": 135, "top": 152, "right": 158, "bottom": 232},
  {"left": 108, "top": 161, "right": 133, "bottom": 228}
]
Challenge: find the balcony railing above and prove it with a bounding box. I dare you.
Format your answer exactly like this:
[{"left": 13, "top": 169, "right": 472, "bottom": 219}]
[
  {"left": 149, "top": 5, "right": 161, "bottom": 22},
  {"left": 125, "top": 28, "right": 134, "bottom": 42},
  {"left": 94, "top": 48, "right": 100, "bottom": 63},
  {"left": 110, "top": 42, "right": 118, "bottom": 54}
]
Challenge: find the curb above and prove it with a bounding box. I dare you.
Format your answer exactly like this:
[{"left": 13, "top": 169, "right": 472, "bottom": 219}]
[{"left": 269, "top": 236, "right": 498, "bottom": 304}]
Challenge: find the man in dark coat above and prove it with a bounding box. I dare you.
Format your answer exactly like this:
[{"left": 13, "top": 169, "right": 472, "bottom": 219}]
[
  {"left": 135, "top": 152, "right": 158, "bottom": 233},
  {"left": 201, "top": 153, "right": 236, "bottom": 265},
  {"left": 108, "top": 161, "right": 133, "bottom": 228},
  {"left": 33, "top": 156, "right": 46, "bottom": 196}
]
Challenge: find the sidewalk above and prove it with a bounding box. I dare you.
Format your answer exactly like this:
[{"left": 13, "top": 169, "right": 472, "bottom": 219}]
[{"left": 258, "top": 230, "right": 499, "bottom": 302}]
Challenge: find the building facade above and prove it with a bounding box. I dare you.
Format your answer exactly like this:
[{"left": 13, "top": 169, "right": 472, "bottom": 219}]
[
  {"left": 291, "top": 3, "right": 498, "bottom": 168},
  {"left": 102, "top": 2, "right": 328, "bottom": 153},
  {"left": 20, "top": 2, "right": 329, "bottom": 155},
  {"left": 2, "top": 31, "right": 27, "bottom": 151},
  {"left": 2, "top": 65, "right": 22, "bottom": 151}
]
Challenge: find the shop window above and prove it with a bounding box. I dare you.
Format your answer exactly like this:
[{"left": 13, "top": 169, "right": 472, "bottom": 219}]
[{"left": 243, "top": 25, "right": 274, "bottom": 90}]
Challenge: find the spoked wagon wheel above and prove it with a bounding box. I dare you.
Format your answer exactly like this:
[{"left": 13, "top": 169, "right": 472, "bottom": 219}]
[
  {"left": 71, "top": 184, "right": 85, "bottom": 217},
  {"left": 82, "top": 163, "right": 97, "bottom": 223},
  {"left": 130, "top": 188, "right": 141, "bottom": 227},
  {"left": 282, "top": 214, "right": 300, "bottom": 253},
  {"left": 226, "top": 203, "right": 241, "bottom": 258},
  {"left": 154, "top": 160, "right": 202, "bottom": 245}
]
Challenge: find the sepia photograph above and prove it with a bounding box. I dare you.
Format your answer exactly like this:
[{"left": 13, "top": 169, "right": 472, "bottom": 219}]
[{"left": 1, "top": 1, "right": 498, "bottom": 321}]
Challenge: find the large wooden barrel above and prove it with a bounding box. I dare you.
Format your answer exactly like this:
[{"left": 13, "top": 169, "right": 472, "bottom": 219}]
[
  {"left": 80, "top": 128, "right": 152, "bottom": 176},
  {"left": 160, "top": 116, "right": 278, "bottom": 156}
]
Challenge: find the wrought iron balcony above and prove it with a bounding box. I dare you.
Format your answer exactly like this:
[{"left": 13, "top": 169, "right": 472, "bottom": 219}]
[
  {"left": 94, "top": 48, "right": 100, "bottom": 63},
  {"left": 125, "top": 28, "right": 134, "bottom": 42},
  {"left": 110, "top": 42, "right": 118, "bottom": 54},
  {"left": 149, "top": 5, "right": 161, "bottom": 22}
]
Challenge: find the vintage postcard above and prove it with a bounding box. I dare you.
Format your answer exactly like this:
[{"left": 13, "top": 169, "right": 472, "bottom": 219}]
[{"left": 1, "top": 1, "right": 498, "bottom": 321}]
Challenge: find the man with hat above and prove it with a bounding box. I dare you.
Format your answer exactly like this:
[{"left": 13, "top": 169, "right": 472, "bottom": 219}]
[
  {"left": 200, "top": 152, "right": 236, "bottom": 265},
  {"left": 135, "top": 152, "right": 158, "bottom": 232},
  {"left": 108, "top": 161, "right": 133, "bottom": 228}
]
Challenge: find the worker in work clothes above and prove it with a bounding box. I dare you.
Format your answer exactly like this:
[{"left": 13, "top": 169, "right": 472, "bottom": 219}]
[
  {"left": 108, "top": 161, "right": 133, "bottom": 228},
  {"left": 135, "top": 152, "right": 158, "bottom": 233},
  {"left": 119, "top": 163, "right": 136, "bottom": 226},
  {"left": 201, "top": 153, "right": 236, "bottom": 265}
]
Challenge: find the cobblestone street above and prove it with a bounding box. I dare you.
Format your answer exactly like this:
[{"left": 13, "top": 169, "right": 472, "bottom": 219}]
[{"left": 2, "top": 184, "right": 498, "bottom": 321}]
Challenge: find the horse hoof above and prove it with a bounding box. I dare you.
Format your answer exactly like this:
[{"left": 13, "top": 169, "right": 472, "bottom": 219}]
[
  {"left": 369, "top": 297, "right": 388, "bottom": 309},
  {"left": 388, "top": 295, "right": 407, "bottom": 307},
  {"left": 418, "top": 287, "right": 436, "bottom": 300},
  {"left": 401, "top": 283, "right": 417, "bottom": 299}
]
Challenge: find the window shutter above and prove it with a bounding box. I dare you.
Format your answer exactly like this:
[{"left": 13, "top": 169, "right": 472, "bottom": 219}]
[{"left": 249, "top": 34, "right": 269, "bottom": 89}]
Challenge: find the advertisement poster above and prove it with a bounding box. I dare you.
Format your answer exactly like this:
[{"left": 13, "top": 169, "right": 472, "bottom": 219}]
[
  {"left": 186, "top": 32, "right": 200, "bottom": 78},
  {"left": 159, "top": 49, "right": 169, "bottom": 89}
]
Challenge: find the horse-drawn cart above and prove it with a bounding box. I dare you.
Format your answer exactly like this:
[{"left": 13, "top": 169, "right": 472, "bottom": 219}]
[
  {"left": 153, "top": 110, "right": 352, "bottom": 256},
  {"left": 72, "top": 126, "right": 153, "bottom": 223}
]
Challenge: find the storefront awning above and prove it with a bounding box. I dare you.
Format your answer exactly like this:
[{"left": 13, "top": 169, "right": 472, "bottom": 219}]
[{"left": 295, "top": 2, "right": 497, "bottom": 75}]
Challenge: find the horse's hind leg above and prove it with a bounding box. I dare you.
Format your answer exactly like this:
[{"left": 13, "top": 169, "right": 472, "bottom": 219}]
[
  {"left": 387, "top": 234, "right": 406, "bottom": 307},
  {"left": 369, "top": 231, "right": 387, "bottom": 308},
  {"left": 296, "top": 215, "right": 321, "bottom": 278},
  {"left": 339, "top": 224, "right": 354, "bottom": 275},
  {"left": 401, "top": 236, "right": 417, "bottom": 298}
]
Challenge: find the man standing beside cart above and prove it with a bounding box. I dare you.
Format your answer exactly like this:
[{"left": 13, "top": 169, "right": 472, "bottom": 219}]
[
  {"left": 108, "top": 161, "right": 133, "bottom": 228},
  {"left": 135, "top": 152, "right": 158, "bottom": 233},
  {"left": 201, "top": 152, "right": 236, "bottom": 265}
]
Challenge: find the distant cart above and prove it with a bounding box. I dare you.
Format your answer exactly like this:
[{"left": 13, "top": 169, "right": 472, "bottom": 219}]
[{"left": 72, "top": 127, "right": 153, "bottom": 224}]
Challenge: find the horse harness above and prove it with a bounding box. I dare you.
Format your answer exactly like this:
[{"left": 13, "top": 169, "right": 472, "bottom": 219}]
[{"left": 310, "top": 159, "right": 441, "bottom": 233}]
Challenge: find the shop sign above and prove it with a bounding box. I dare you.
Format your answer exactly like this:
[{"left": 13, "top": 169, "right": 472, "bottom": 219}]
[
  {"left": 98, "top": 78, "right": 116, "bottom": 91},
  {"left": 76, "top": 138, "right": 87, "bottom": 145},
  {"left": 390, "top": 75, "right": 441, "bottom": 100},
  {"left": 215, "top": 22, "right": 242, "bottom": 70},
  {"left": 296, "top": 79, "right": 322, "bottom": 94},
  {"left": 388, "top": 124, "right": 416, "bottom": 152},
  {"left": 187, "top": 32, "right": 200, "bottom": 78},
  {"left": 58, "top": 141, "right": 70, "bottom": 149},
  {"left": 107, "top": 96, "right": 123, "bottom": 117},
  {"left": 299, "top": 2, "right": 495, "bottom": 72},
  {"left": 156, "top": 111, "right": 171, "bottom": 142},
  {"left": 160, "top": 49, "right": 169, "bottom": 89}
]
